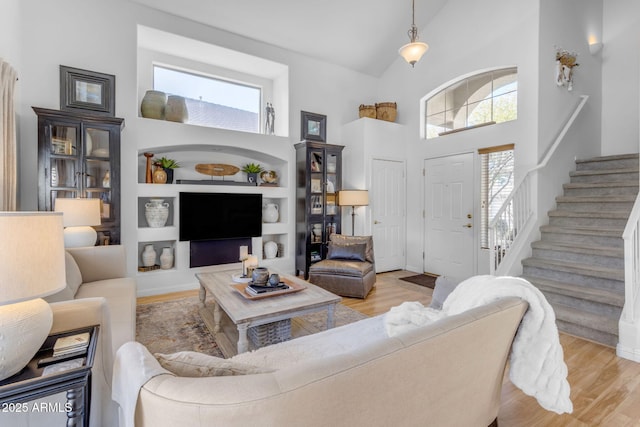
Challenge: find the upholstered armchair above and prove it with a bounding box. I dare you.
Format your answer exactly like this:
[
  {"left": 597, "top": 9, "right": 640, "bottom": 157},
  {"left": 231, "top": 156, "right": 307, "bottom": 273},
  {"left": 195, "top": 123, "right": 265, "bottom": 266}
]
[{"left": 308, "top": 234, "right": 376, "bottom": 298}]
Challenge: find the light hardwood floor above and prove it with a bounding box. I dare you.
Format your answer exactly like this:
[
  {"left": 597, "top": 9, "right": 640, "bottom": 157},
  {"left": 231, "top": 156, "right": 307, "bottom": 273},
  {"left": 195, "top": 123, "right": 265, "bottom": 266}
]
[{"left": 138, "top": 270, "right": 640, "bottom": 426}]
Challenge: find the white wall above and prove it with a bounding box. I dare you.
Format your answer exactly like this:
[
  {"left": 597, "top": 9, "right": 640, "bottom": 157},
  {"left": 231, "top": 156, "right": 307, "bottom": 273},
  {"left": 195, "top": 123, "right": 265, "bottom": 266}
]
[
  {"left": 601, "top": 0, "right": 640, "bottom": 155},
  {"left": 0, "top": 0, "right": 21, "bottom": 68},
  {"left": 375, "top": 0, "right": 541, "bottom": 274},
  {"left": 15, "top": 0, "right": 377, "bottom": 294}
]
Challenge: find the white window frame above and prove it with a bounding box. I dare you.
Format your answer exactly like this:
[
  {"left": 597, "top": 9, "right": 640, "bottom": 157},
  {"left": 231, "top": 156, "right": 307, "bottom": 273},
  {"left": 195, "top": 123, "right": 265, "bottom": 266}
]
[{"left": 419, "top": 66, "right": 517, "bottom": 140}]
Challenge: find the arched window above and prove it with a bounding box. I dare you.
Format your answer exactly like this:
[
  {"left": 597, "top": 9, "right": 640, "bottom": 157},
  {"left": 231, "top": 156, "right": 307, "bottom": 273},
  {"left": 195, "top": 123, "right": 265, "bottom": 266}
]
[{"left": 424, "top": 67, "right": 517, "bottom": 139}]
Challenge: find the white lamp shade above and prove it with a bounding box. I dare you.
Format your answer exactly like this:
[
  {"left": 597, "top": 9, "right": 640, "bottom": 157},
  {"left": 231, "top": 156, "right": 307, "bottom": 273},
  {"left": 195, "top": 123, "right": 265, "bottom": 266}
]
[
  {"left": 338, "top": 190, "right": 369, "bottom": 207},
  {"left": 0, "top": 212, "right": 66, "bottom": 380},
  {"left": 54, "top": 198, "right": 101, "bottom": 227},
  {"left": 399, "top": 41, "right": 429, "bottom": 65},
  {"left": 0, "top": 212, "right": 66, "bottom": 304}
]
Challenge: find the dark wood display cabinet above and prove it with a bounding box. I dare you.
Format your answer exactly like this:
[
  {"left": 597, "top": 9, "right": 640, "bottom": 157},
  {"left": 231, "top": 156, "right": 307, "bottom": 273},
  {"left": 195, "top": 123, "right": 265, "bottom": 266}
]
[
  {"left": 34, "top": 107, "right": 124, "bottom": 245},
  {"left": 295, "top": 141, "right": 344, "bottom": 278}
]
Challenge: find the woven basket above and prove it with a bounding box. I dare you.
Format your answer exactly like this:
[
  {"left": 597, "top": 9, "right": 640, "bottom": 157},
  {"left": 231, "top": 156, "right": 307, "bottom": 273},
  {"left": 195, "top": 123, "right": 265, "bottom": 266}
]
[
  {"left": 248, "top": 319, "right": 291, "bottom": 348},
  {"left": 375, "top": 102, "right": 397, "bottom": 122},
  {"left": 358, "top": 104, "right": 377, "bottom": 119}
]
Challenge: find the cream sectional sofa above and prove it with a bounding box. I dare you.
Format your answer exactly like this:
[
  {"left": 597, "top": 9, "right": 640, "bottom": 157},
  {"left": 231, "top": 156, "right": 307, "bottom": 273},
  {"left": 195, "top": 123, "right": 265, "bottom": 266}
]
[
  {"left": 116, "top": 297, "right": 527, "bottom": 427},
  {"left": 4, "top": 245, "right": 136, "bottom": 427}
]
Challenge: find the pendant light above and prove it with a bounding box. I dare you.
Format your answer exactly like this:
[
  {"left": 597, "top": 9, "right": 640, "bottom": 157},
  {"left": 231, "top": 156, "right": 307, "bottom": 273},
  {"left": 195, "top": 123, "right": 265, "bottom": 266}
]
[{"left": 398, "top": 0, "right": 429, "bottom": 67}]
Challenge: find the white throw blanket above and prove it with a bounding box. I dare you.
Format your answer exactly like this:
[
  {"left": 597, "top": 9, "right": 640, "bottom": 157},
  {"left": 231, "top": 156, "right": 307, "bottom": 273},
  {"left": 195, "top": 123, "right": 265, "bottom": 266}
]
[
  {"left": 385, "top": 275, "right": 573, "bottom": 414},
  {"left": 112, "top": 341, "right": 174, "bottom": 427}
]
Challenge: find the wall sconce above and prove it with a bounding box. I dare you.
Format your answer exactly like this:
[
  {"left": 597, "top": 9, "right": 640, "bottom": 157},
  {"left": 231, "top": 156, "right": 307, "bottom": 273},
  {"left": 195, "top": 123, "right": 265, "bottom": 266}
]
[
  {"left": 555, "top": 48, "right": 579, "bottom": 91},
  {"left": 588, "top": 35, "right": 603, "bottom": 55}
]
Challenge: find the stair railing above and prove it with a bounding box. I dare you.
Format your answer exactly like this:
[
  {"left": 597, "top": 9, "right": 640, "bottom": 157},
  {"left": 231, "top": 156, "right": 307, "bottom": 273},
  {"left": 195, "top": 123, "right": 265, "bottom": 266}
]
[
  {"left": 619, "top": 194, "right": 640, "bottom": 361},
  {"left": 489, "top": 95, "right": 589, "bottom": 274}
]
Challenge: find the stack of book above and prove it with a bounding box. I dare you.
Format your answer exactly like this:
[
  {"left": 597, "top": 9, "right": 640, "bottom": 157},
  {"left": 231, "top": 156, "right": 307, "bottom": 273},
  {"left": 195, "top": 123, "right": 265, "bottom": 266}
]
[
  {"left": 247, "top": 283, "right": 289, "bottom": 296},
  {"left": 53, "top": 332, "right": 90, "bottom": 357}
]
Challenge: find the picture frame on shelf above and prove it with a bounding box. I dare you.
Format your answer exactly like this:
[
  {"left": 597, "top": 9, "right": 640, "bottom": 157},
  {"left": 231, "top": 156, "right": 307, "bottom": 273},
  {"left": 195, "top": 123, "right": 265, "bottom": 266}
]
[
  {"left": 60, "top": 65, "right": 115, "bottom": 116},
  {"left": 301, "top": 111, "right": 326, "bottom": 142}
]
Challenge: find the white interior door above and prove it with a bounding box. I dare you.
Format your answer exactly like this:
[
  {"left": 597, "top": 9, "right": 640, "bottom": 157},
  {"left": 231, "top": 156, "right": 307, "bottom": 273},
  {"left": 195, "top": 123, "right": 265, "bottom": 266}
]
[
  {"left": 424, "top": 153, "right": 475, "bottom": 282},
  {"left": 371, "top": 158, "right": 406, "bottom": 272}
]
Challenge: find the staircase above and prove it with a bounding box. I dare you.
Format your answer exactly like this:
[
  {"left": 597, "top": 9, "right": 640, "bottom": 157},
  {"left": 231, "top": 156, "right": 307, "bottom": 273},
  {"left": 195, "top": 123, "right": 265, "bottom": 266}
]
[{"left": 522, "top": 153, "right": 639, "bottom": 347}]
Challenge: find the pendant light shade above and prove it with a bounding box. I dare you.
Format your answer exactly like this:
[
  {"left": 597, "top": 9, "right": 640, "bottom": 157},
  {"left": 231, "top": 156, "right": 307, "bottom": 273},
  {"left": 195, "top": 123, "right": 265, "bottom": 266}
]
[{"left": 399, "top": 0, "right": 429, "bottom": 67}]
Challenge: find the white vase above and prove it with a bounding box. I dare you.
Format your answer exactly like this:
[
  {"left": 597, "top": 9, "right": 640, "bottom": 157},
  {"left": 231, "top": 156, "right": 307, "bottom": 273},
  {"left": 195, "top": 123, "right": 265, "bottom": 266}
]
[
  {"left": 264, "top": 241, "right": 278, "bottom": 259},
  {"left": 160, "top": 247, "right": 174, "bottom": 269},
  {"left": 145, "top": 199, "right": 170, "bottom": 227},
  {"left": 142, "top": 244, "right": 157, "bottom": 267},
  {"left": 262, "top": 203, "right": 279, "bottom": 223}
]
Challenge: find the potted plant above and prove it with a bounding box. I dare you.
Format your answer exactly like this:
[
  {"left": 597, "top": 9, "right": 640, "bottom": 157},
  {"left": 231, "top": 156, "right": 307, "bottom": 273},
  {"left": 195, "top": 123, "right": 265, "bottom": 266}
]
[
  {"left": 242, "top": 163, "right": 263, "bottom": 184},
  {"left": 154, "top": 156, "right": 181, "bottom": 184}
]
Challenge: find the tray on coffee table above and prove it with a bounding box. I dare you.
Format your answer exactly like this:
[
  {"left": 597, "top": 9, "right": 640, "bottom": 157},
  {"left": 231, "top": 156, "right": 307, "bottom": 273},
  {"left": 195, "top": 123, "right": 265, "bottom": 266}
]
[{"left": 232, "top": 278, "right": 306, "bottom": 300}]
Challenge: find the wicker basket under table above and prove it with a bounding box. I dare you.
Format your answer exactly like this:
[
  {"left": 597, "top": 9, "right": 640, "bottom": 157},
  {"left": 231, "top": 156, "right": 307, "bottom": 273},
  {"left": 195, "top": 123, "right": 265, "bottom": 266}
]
[{"left": 248, "top": 319, "right": 292, "bottom": 348}]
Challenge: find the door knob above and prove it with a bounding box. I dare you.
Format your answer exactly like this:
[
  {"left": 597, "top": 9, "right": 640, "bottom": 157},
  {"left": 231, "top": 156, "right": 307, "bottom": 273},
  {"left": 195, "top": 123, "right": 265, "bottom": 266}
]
[
  {"left": 463, "top": 223, "right": 472, "bottom": 228},
  {"left": 467, "top": 214, "right": 472, "bottom": 219},
  {"left": 374, "top": 220, "right": 381, "bottom": 224}
]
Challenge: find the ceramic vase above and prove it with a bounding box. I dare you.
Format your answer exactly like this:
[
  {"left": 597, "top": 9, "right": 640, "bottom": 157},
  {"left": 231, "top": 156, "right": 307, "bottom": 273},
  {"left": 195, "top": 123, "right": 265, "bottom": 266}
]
[
  {"left": 165, "top": 95, "right": 188, "bottom": 123},
  {"left": 141, "top": 90, "right": 167, "bottom": 119},
  {"left": 262, "top": 203, "right": 279, "bottom": 223},
  {"left": 160, "top": 247, "right": 174, "bottom": 269},
  {"left": 145, "top": 199, "right": 170, "bottom": 227},
  {"left": 153, "top": 167, "right": 167, "bottom": 184},
  {"left": 142, "top": 244, "right": 157, "bottom": 267},
  {"left": 264, "top": 241, "right": 278, "bottom": 259}
]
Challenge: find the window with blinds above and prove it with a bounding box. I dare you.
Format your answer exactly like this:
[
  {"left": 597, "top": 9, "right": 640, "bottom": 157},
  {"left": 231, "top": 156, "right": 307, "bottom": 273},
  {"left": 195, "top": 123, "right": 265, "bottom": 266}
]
[{"left": 480, "top": 144, "right": 515, "bottom": 248}]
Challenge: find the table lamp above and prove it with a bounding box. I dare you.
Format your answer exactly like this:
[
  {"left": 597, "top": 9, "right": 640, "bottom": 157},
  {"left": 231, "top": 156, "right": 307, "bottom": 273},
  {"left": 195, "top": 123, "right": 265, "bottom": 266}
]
[
  {"left": 54, "top": 198, "right": 101, "bottom": 247},
  {"left": 0, "top": 212, "right": 66, "bottom": 381},
  {"left": 337, "top": 190, "right": 369, "bottom": 236}
]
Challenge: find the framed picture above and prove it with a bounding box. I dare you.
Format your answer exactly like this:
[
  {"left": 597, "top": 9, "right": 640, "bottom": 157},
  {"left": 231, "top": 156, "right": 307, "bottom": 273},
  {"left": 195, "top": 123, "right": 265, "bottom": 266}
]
[
  {"left": 60, "top": 65, "right": 115, "bottom": 116},
  {"left": 301, "top": 111, "right": 326, "bottom": 142}
]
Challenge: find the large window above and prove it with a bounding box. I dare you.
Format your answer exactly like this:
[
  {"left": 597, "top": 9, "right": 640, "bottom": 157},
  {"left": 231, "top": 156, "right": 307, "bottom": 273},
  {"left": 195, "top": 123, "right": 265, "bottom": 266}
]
[
  {"left": 154, "top": 66, "right": 261, "bottom": 133},
  {"left": 425, "top": 68, "right": 517, "bottom": 139},
  {"left": 480, "top": 145, "right": 515, "bottom": 248}
]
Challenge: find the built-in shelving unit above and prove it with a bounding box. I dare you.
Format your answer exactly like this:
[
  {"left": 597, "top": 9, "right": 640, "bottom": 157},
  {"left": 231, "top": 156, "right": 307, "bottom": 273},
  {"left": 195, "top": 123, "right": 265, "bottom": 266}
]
[{"left": 133, "top": 117, "right": 295, "bottom": 296}]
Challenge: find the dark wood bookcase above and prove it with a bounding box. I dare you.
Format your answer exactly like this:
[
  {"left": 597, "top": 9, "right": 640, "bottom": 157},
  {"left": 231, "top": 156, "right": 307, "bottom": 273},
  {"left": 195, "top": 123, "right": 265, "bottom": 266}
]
[
  {"left": 295, "top": 141, "right": 344, "bottom": 278},
  {"left": 34, "top": 107, "right": 124, "bottom": 245}
]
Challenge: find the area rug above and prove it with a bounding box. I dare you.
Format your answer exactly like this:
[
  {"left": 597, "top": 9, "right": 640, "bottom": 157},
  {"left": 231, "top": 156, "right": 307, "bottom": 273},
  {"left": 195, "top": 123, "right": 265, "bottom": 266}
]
[
  {"left": 399, "top": 273, "right": 438, "bottom": 289},
  {"left": 136, "top": 295, "right": 368, "bottom": 358}
]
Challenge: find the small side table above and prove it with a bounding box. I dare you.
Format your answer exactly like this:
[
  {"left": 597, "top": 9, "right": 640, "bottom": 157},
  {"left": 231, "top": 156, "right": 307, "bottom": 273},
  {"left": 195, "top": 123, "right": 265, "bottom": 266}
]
[{"left": 0, "top": 325, "right": 99, "bottom": 427}]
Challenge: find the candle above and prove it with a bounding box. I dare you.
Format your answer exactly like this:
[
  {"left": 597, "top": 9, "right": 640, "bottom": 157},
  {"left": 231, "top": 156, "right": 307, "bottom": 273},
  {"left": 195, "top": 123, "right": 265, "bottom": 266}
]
[
  {"left": 246, "top": 255, "right": 259, "bottom": 278},
  {"left": 239, "top": 245, "right": 249, "bottom": 260}
]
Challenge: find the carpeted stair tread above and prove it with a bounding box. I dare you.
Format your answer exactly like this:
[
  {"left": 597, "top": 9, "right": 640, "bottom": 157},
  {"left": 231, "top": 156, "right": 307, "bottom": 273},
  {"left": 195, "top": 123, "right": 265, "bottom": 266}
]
[
  {"left": 551, "top": 303, "right": 620, "bottom": 336},
  {"left": 522, "top": 257, "right": 624, "bottom": 281},
  {"left": 555, "top": 195, "right": 637, "bottom": 203},
  {"left": 563, "top": 181, "right": 639, "bottom": 190},
  {"left": 548, "top": 210, "right": 631, "bottom": 219},
  {"left": 530, "top": 240, "right": 624, "bottom": 258},
  {"left": 540, "top": 225, "right": 623, "bottom": 237},
  {"left": 569, "top": 167, "right": 639, "bottom": 177},
  {"left": 575, "top": 153, "right": 639, "bottom": 164},
  {"left": 522, "top": 275, "right": 624, "bottom": 307}
]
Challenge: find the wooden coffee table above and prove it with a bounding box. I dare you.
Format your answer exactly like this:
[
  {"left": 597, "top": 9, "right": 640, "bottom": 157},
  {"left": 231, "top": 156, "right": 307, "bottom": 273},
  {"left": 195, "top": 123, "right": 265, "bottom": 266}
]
[{"left": 196, "top": 270, "right": 341, "bottom": 356}]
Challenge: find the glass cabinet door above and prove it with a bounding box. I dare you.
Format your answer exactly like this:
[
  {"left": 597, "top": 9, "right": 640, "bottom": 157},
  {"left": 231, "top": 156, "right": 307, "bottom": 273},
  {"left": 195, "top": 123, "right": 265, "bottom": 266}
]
[
  {"left": 84, "top": 127, "right": 113, "bottom": 220},
  {"left": 48, "top": 124, "right": 80, "bottom": 210}
]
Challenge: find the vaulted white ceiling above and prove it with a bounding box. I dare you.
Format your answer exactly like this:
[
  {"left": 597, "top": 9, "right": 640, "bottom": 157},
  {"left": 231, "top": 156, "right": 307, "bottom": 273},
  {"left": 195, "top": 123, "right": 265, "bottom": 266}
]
[{"left": 131, "top": 0, "right": 447, "bottom": 77}]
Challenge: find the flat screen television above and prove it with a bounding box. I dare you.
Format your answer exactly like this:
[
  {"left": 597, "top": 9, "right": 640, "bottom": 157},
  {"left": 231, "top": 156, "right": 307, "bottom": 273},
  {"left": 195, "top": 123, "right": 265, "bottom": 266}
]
[{"left": 179, "top": 192, "right": 262, "bottom": 241}]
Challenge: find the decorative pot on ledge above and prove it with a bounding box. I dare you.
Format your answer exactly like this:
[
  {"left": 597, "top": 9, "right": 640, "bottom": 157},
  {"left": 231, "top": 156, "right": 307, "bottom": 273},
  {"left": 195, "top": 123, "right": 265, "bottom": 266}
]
[
  {"left": 140, "top": 90, "right": 167, "bottom": 120},
  {"left": 145, "top": 199, "right": 170, "bottom": 227}
]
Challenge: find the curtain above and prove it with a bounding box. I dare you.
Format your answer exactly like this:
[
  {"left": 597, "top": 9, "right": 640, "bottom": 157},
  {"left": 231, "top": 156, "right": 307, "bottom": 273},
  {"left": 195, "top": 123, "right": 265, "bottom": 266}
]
[{"left": 0, "top": 58, "right": 18, "bottom": 211}]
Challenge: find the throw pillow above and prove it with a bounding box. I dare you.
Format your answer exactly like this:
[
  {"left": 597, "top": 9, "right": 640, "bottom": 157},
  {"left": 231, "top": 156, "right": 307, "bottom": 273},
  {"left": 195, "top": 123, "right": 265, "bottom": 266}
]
[
  {"left": 155, "top": 351, "right": 275, "bottom": 377},
  {"left": 326, "top": 242, "right": 367, "bottom": 261},
  {"left": 429, "top": 276, "right": 459, "bottom": 310},
  {"left": 330, "top": 234, "right": 374, "bottom": 262},
  {"left": 45, "top": 252, "right": 83, "bottom": 303}
]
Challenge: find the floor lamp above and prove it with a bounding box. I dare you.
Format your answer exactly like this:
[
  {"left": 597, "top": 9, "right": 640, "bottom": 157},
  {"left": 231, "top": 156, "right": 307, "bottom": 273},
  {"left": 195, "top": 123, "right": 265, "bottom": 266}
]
[{"left": 337, "top": 190, "right": 369, "bottom": 236}]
